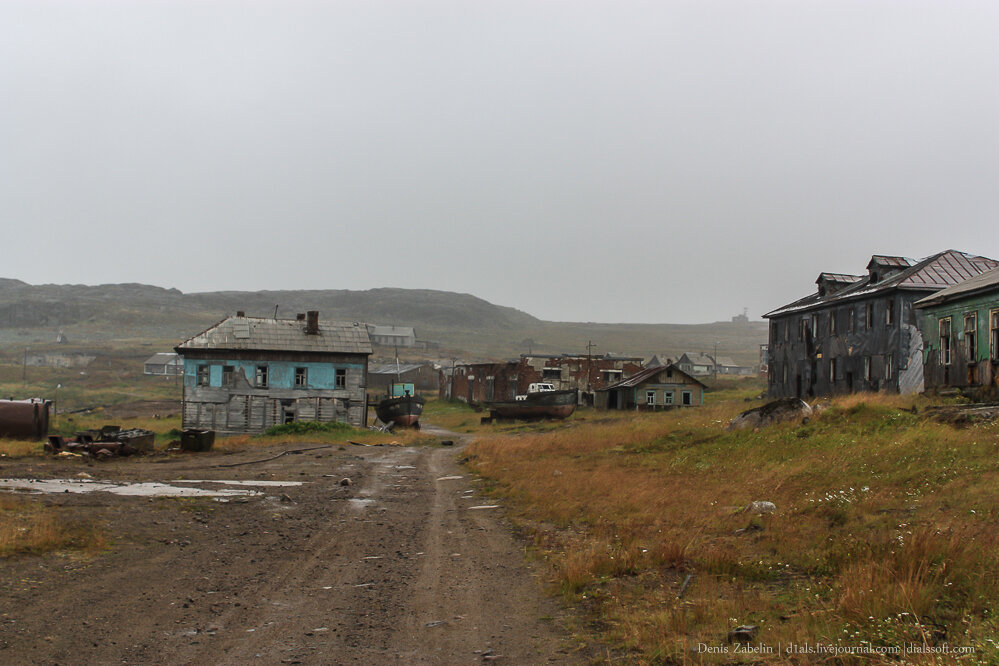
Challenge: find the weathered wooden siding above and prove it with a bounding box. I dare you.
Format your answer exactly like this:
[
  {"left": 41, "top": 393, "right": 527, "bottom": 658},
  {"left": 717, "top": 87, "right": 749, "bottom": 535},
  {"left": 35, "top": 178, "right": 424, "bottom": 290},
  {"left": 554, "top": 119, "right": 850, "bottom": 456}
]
[
  {"left": 767, "top": 292, "right": 929, "bottom": 398},
  {"left": 180, "top": 352, "right": 369, "bottom": 432},
  {"left": 920, "top": 295, "right": 999, "bottom": 394}
]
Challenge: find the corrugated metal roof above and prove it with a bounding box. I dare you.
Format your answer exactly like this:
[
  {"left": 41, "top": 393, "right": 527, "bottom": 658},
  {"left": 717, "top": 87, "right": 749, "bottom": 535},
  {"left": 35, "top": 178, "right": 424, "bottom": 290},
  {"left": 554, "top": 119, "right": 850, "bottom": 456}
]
[
  {"left": 915, "top": 266, "right": 999, "bottom": 308},
  {"left": 765, "top": 250, "right": 999, "bottom": 318},
  {"left": 144, "top": 352, "right": 179, "bottom": 364},
  {"left": 369, "top": 363, "right": 427, "bottom": 375},
  {"left": 367, "top": 325, "right": 415, "bottom": 337},
  {"left": 816, "top": 273, "right": 864, "bottom": 284},
  {"left": 177, "top": 315, "right": 372, "bottom": 354}
]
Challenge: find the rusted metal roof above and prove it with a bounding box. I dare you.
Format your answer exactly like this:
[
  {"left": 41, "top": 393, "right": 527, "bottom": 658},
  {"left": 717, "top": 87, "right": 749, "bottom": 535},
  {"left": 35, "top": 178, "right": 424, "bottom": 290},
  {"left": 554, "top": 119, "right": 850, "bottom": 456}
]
[
  {"left": 177, "top": 315, "right": 372, "bottom": 354},
  {"left": 598, "top": 364, "right": 706, "bottom": 390},
  {"left": 915, "top": 265, "right": 999, "bottom": 309},
  {"left": 816, "top": 272, "right": 863, "bottom": 285},
  {"left": 867, "top": 255, "right": 916, "bottom": 269},
  {"left": 765, "top": 250, "right": 999, "bottom": 318}
]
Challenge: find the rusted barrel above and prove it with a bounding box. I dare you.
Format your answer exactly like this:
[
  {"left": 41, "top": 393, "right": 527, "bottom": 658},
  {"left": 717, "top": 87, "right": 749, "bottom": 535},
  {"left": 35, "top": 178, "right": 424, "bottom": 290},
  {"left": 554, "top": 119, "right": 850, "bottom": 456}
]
[{"left": 0, "top": 399, "right": 51, "bottom": 440}]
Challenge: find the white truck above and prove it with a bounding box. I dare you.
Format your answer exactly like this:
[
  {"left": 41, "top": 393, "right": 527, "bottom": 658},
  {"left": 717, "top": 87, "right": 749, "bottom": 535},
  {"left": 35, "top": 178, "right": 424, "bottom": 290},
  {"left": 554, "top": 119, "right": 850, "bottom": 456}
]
[{"left": 515, "top": 383, "right": 557, "bottom": 400}]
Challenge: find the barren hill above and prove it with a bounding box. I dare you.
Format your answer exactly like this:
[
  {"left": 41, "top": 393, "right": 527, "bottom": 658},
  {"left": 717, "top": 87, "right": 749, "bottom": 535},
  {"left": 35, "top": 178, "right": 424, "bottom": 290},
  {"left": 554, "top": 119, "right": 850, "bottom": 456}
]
[{"left": 0, "top": 280, "right": 767, "bottom": 364}]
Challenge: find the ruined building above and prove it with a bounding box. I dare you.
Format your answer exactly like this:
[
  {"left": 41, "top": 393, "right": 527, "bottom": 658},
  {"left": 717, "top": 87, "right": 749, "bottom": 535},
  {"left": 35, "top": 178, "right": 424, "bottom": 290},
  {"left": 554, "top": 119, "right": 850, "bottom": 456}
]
[{"left": 764, "top": 250, "right": 999, "bottom": 398}]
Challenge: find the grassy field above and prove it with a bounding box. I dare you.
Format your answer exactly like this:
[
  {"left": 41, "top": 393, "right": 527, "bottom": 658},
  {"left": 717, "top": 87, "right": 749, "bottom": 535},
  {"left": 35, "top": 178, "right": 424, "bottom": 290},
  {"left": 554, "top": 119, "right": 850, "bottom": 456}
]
[{"left": 465, "top": 391, "right": 999, "bottom": 663}]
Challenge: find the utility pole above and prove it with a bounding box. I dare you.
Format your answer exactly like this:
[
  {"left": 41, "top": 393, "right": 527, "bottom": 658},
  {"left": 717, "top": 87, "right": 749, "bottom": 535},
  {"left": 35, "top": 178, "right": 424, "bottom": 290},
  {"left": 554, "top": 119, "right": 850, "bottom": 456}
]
[
  {"left": 713, "top": 341, "right": 719, "bottom": 380},
  {"left": 585, "top": 340, "right": 597, "bottom": 392}
]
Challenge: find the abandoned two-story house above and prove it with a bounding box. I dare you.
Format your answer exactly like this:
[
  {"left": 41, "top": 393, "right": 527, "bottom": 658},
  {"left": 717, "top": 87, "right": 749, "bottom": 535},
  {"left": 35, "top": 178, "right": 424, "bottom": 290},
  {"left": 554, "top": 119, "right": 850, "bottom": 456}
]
[
  {"left": 175, "top": 311, "right": 372, "bottom": 432},
  {"left": 916, "top": 266, "right": 999, "bottom": 394},
  {"left": 764, "top": 250, "right": 999, "bottom": 398}
]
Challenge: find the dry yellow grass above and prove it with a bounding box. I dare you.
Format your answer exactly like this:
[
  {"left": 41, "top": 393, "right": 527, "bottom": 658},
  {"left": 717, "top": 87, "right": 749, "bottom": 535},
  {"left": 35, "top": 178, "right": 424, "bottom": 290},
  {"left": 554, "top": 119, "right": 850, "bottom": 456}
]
[
  {"left": 0, "top": 497, "right": 107, "bottom": 557},
  {"left": 466, "top": 395, "right": 999, "bottom": 662}
]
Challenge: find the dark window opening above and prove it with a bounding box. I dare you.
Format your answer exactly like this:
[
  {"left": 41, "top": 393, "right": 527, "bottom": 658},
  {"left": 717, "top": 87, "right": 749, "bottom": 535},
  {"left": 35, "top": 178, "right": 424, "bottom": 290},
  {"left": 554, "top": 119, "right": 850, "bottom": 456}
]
[
  {"left": 335, "top": 368, "right": 347, "bottom": 389},
  {"left": 940, "top": 318, "right": 952, "bottom": 365},
  {"left": 886, "top": 302, "right": 895, "bottom": 327},
  {"left": 222, "top": 365, "right": 234, "bottom": 387},
  {"left": 865, "top": 303, "right": 874, "bottom": 330},
  {"left": 681, "top": 391, "right": 692, "bottom": 406},
  {"left": 196, "top": 364, "right": 210, "bottom": 387},
  {"left": 991, "top": 310, "right": 999, "bottom": 362},
  {"left": 256, "top": 365, "right": 269, "bottom": 388},
  {"left": 965, "top": 314, "right": 978, "bottom": 361},
  {"left": 295, "top": 367, "right": 308, "bottom": 387}
]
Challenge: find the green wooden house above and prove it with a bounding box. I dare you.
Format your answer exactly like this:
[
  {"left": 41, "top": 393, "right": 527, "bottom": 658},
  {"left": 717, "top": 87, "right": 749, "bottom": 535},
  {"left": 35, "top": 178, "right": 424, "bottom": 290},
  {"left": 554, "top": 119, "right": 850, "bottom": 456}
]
[{"left": 915, "top": 267, "right": 999, "bottom": 393}]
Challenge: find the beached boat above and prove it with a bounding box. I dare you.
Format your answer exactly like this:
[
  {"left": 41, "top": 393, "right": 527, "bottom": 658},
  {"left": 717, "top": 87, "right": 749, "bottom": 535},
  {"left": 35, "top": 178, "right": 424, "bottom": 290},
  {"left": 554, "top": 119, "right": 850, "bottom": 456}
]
[
  {"left": 485, "top": 383, "right": 576, "bottom": 420},
  {"left": 374, "top": 382, "right": 424, "bottom": 428}
]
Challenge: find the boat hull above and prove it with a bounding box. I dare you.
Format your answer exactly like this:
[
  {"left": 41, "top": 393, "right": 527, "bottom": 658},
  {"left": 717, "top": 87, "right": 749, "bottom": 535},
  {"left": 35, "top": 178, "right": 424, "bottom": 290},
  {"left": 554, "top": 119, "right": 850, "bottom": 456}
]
[
  {"left": 375, "top": 395, "right": 425, "bottom": 427},
  {"left": 486, "top": 390, "right": 576, "bottom": 420}
]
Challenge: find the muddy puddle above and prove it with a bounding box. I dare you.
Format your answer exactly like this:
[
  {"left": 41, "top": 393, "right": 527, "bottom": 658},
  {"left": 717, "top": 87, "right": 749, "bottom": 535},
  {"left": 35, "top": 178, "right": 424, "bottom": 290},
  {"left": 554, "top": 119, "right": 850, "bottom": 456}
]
[{"left": 0, "top": 478, "right": 278, "bottom": 498}]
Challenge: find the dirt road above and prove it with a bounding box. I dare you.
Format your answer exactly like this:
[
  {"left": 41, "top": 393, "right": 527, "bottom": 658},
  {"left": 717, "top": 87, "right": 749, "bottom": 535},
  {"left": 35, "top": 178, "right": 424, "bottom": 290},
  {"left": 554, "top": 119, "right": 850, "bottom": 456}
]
[{"left": 0, "top": 438, "right": 579, "bottom": 664}]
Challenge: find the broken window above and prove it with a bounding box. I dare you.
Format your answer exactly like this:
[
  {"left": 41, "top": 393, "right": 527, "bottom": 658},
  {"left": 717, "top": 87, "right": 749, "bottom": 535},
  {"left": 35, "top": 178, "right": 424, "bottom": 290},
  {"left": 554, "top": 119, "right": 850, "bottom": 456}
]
[
  {"left": 991, "top": 310, "right": 999, "bottom": 362},
  {"left": 884, "top": 354, "right": 893, "bottom": 380},
  {"left": 783, "top": 321, "right": 789, "bottom": 342},
  {"left": 829, "top": 358, "right": 837, "bottom": 382},
  {"left": 864, "top": 356, "right": 872, "bottom": 382},
  {"left": 295, "top": 367, "right": 308, "bottom": 388},
  {"left": 681, "top": 391, "right": 693, "bottom": 406},
  {"left": 798, "top": 318, "right": 808, "bottom": 341},
  {"left": 865, "top": 303, "right": 874, "bottom": 330},
  {"left": 885, "top": 301, "right": 895, "bottom": 327},
  {"left": 939, "top": 318, "right": 952, "bottom": 365},
  {"left": 646, "top": 390, "right": 656, "bottom": 405},
  {"left": 335, "top": 368, "right": 347, "bottom": 389},
  {"left": 196, "top": 364, "right": 210, "bottom": 387},
  {"left": 542, "top": 368, "right": 560, "bottom": 381},
  {"left": 829, "top": 311, "right": 838, "bottom": 336},
  {"left": 222, "top": 365, "right": 234, "bottom": 387},
  {"left": 255, "top": 365, "right": 269, "bottom": 388},
  {"left": 811, "top": 313, "right": 819, "bottom": 339},
  {"left": 965, "top": 313, "right": 978, "bottom": 361},
  {"left": 848, "top": 308, "right": 856, "bottom": 333}
]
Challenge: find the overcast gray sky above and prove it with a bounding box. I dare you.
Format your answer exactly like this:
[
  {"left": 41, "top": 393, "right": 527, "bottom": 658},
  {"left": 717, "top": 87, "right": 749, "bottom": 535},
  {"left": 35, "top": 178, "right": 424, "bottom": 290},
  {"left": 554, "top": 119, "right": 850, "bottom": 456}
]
[{"left": 2, "top": 1, "right": 997, "bottom": 324}]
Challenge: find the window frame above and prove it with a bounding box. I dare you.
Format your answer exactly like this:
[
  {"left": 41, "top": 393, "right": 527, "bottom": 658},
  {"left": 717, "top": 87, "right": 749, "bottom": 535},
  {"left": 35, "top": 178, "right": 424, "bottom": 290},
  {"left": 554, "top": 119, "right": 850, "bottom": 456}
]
[
  {"left": 196, "top": 364, "right": 210, "bottom": 387},
  {"left": 964, "top": 313, "right": 978, "bottom": 361},
  {"left": 255, "top": 364, "right": 269, "bottom": 388},
  {"left": 990, "top": 309, "right": 999, "bottom": 362},
  {"left": 222, "top": 365, "right": 234, "bottom": 387},
  {"left": 681, "top": 391, "right": 693, "bottom": 406},
  {"left": 645, "top": 390, "right": 656, "bottom": 406},
  {"left": 939, "top": 317, "right": 953, "bottom": 366},
  {"left": 335, "top": 368, "right": 347, "bottom": 389},
  {"left": 295, "top": 367, "right": 308, "bottom": 388}
]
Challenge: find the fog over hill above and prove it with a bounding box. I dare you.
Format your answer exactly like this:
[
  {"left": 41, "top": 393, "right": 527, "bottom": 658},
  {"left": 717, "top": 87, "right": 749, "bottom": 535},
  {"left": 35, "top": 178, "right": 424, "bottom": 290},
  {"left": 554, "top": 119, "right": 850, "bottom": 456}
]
[{"left": 0, "top": 280, "right": 766, "bottom": 364}]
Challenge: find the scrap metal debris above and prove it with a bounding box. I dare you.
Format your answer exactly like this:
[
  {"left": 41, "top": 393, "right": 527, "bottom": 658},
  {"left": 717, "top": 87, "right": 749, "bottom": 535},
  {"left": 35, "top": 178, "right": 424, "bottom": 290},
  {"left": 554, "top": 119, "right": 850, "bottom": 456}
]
[{"left": 46, "top": 426, "right": 155, "bottom": 458}]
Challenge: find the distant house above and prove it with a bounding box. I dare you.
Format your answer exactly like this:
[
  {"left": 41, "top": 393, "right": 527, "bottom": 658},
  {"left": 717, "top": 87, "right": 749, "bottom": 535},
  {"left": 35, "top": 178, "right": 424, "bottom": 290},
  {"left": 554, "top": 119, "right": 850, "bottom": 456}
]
[
  {"left": 143, "top": 352, "right": 183, "bottom": 376},
  {"left": 442, "top": 354, "right": 644, "bottom": 404},
  {"left": 915, "top": 266, "right": 999, "bottom": 393},
  {"left": 366, "top": 325, "right": 416, "bottom": 348},
  {"left": 368, "top": 362, "right": 440, "bottom": 393},
  {"left": 675, "top": 353, "right": 715, "bottom": 376},
  {"left": 25, "top": 352, "right": 95, "bottom": 369},
  {"left": 595, "top": 364, "right": 705, "bottom": 410},
  {"left": 764, "top": 250, "right": 999, "bottom": 398},
  {"left": 175, "top": 311, "right": 372, "bottom": 432},
  {"left": 714, "top": 356, "right": 755, "bottom": 376}
]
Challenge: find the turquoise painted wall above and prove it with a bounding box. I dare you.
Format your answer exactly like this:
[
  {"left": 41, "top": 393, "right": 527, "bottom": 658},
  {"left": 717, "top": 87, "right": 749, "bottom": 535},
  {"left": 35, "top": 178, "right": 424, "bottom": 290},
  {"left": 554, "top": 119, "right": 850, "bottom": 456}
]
[{"left": 183, "top": 359, "right": 364, "bottom": 389}]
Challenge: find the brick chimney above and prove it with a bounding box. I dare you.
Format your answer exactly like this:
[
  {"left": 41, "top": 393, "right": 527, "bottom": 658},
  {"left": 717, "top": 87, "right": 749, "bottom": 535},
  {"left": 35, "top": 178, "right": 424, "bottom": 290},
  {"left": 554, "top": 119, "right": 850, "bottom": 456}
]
[{"left": 306, "top": 310, "right": 320, "bottom": 335}]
